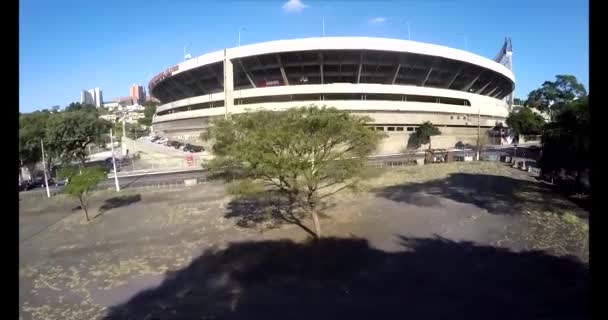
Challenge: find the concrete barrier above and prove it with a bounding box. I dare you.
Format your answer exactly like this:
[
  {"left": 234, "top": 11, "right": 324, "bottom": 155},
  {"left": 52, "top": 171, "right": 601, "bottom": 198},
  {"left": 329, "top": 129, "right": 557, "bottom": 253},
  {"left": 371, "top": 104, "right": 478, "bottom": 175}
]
[{"left": 184, "top": 179, "right": 198, "bottom": 186}]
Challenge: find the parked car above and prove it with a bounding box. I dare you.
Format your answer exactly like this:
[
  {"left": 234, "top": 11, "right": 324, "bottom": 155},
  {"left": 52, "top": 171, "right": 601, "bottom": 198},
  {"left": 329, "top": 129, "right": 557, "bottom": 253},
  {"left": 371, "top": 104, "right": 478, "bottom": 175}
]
[
  {"left": 104, "top": 157, "right": 122, "bottom": 173},
  {"left": 19, "top": 180, "right": 32, "bottom": 191},
  {"left": 189, "top": 145, "right": 204, "bottom": 153},
  {"left": 173, "top": 142, "right": 184, "bottom": 149},
  {"left": 182, "top": 143, "right": 193, "bottom": 152},
  {"left": 55, "top": 178, "right": 68, "bottom": 186}
]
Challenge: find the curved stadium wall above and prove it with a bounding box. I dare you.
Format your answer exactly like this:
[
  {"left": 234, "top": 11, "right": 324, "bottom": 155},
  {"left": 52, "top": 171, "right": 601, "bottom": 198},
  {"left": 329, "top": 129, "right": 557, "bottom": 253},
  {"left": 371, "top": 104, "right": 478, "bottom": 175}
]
[{"left": 149, "top": 37, "right": 515, "bottom": 154}]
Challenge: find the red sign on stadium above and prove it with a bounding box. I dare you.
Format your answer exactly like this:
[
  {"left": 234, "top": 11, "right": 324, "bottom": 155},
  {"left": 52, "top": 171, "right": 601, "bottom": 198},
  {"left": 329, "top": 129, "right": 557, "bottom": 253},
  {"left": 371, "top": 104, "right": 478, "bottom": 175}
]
[{"left": 256, "top": 80, "right": 281, "bottom": 87}]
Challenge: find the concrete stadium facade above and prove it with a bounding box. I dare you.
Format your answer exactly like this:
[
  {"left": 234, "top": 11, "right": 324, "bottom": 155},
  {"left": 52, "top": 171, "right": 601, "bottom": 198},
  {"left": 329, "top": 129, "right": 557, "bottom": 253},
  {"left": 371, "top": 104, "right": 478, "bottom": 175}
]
[{"left": 150, "top": 37, "right": 515, "bottom": 154}]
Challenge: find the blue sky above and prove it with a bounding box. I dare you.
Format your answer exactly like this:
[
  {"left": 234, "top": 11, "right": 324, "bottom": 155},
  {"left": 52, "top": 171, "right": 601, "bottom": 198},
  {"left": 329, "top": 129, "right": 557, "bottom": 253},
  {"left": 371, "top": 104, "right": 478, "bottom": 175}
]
[{"left": 19, "top": 0, "right": 588, "bottom": 112}]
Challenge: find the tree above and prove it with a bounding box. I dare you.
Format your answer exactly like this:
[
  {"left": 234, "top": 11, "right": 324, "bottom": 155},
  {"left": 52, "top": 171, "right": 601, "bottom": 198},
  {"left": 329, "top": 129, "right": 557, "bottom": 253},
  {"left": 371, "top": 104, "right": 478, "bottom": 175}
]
[
  {"left": 115, "top": 121, "right": 149, "bottom": 139},
  {"left": 46, "top": 111, "right": 112, "bottom": 168},
  {"left": 513, "top": 98, "right": 524, "bottom": 106},
  {"left": 506, "top": 107, "right": 546, "bottom": 140},
  {"left": 540, "top": 95, "right": 590, "bottom": 192},
  {"left": 65, "top": 102, "right": 99, "bottom": 115},
  {"left": 407, "top": 121, "right": 441, "bottom": 149},
  {"left": 203, "top": 106, "right": 385, "bottom": 238},
  {"left": 526, "top": 75, "right": 587, "bottom": 120},
  {"left": 97, "top": 106, "right": 109, "bottom": 116},
  {"left": 19, "top": 111, "right": 52, "bottom": 175},
  {"left": 58, "top": 166, "right": 106, "bottom": 221},
  {"left": 138, "top": 102, "right": 158, "bottom": 126}
]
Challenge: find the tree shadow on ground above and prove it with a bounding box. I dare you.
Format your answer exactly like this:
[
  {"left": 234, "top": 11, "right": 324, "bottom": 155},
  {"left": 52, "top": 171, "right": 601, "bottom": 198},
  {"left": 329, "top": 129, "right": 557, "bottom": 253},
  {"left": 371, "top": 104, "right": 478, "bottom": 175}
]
[
  {"left": 374, "top": 173, "right": 586, "bottom": 217},
  {"left": 98, "top": 194, "right": 142, "bottom": 216},
  {"left": 225, "top": 193, "right": 336, "bottom": 236},
  {"left": 103, "top": 236, "right": 588, "bottom": 320}
]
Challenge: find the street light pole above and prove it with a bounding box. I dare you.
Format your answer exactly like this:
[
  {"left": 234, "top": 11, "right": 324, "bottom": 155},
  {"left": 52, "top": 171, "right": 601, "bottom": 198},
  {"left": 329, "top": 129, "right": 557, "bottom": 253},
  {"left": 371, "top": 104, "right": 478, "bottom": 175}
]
[
  {"left": 238, "top": 27, "right": 245, "bottom": 47},
  {"left": 457, "top": 33, "right": 468, "bottom": 50},
  {"left": 476, "top": 108, "right": 481, "bottom": 161},
  {"left": 322, "top": 17, "right": 325, "bottom": 37},
  {"left": 110, "top": 129, "right": 120, "bottom": 192},
  {"left": 40, "top": 139, "right": 51, "bottom": 198}
]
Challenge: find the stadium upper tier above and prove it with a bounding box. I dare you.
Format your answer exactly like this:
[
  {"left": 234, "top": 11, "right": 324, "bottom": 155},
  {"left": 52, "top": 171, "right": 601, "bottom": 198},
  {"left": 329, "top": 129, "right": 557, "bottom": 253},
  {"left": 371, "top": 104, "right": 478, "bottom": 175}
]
[{"left": 149, "top": 37, "right": 515, "bottom": 105}]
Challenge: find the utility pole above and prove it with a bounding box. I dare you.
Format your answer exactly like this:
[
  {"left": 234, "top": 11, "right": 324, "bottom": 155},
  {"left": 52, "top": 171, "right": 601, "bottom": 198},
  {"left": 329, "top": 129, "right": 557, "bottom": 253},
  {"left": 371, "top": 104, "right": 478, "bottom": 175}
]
[
  {"left": 238, "top": 27, "right": 245, "bottom": 47},
  {"left": 110, "top": 129, "right": 120, "bottom": 192},
  {"left": 122, "top": 118, "right": 126, "bottom": 138},
  {"left": 322, "top": 17, "right": 325, "bottom": 37},
  {"left": 476, "top": 108, "right": 481, "bottom": 161},
  {"left": 40, "top": 139, "right": 51, "bottom": 198},
  {"left": 457, "top": 33, "right": 468, "bottom": 50}
]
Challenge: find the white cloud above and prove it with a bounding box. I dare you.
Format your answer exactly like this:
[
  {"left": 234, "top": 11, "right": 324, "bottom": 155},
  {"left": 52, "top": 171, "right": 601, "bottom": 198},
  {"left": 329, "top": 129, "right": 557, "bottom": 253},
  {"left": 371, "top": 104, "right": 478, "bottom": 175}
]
[
  {"left": 368, "top": 17, "right": 387, "bottom": 25},
  {"left": 282, "top": 0, "right": 309, "bottom": 13}
]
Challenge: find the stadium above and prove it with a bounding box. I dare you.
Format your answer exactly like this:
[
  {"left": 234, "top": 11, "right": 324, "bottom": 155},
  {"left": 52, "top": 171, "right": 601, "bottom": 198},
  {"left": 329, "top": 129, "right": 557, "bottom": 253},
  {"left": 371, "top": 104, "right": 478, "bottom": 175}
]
[{"left": 150, "top": 37, "right": 515, "bottom": 154}]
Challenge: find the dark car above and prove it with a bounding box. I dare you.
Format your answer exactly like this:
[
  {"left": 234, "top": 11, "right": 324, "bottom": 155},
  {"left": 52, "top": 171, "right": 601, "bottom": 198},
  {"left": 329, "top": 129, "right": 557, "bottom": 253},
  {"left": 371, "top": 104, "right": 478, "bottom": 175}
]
[
  {"left": 190, "top": 145, "right": 204, "bottom": 153},
  {"left": 173, "top": 142, "right": 184, "bottom": 149},
  {"left": 19, "top": 180, "right": 32, "bottom": 191},
  {"left": 104, "top": 157, "right": 122, "bottom": 172}
]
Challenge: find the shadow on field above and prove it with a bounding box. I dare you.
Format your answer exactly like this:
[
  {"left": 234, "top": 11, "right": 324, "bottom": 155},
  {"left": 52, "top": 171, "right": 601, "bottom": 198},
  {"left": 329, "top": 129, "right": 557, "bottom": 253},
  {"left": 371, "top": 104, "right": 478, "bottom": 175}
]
[
  {"left": 98, "top": 194, "right": 142, "bottom": 215},
  {"left": 225, "top": 193, "right": 336, "bottom": 237},
  {"left": 375, "top": 173, "right": 585, "bottom": 216},
  {"left": 103, "top": 236, "right": 589, "bottom": 320}
]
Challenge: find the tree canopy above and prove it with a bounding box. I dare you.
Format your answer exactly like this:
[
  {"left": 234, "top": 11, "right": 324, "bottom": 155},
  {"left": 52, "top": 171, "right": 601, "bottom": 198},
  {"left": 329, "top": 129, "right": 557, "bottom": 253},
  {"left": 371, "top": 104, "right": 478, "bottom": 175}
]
[
  {"left": 138, "top": 102, "right": 158, "bottom": 126},
  {"left": 540, "top": 95, "right": 589, "bottom": 190},
  {"left": 526, "top": 75, "right": 586, "bottom": 120},
  {"left": 60, "top": 166, "right": 106, "bottom": 221},
  {"left": 45, "top": 111, "right": 112, "bottom": 166},
  {"left": 407, "top": 121, "right": 441, "bottom": 149},
  {"left": 19, "top": 111, "right": 51, "bottom": 173},
  {"left": 65, "top": 102, "right": 99, "bottom": 115},
  {"left": 506, "top": 107, "right": 546, "bottom": 138},
  {"left": 203, "top": 106, "right": 385, "bottom": 238}
]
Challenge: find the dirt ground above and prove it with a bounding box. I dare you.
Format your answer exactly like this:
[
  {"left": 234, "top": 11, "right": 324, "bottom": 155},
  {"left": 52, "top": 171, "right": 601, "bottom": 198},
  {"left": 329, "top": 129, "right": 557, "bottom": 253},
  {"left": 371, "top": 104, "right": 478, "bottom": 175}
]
[{"left": 19, "top": 162, "right": 589, "bottom": 320}]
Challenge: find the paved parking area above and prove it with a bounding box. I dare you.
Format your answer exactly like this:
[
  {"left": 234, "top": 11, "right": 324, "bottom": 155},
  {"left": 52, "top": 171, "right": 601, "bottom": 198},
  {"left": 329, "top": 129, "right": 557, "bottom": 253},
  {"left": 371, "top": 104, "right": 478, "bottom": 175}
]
[{"left": 19, "top": 162, "right": 589, "bottom": 320}]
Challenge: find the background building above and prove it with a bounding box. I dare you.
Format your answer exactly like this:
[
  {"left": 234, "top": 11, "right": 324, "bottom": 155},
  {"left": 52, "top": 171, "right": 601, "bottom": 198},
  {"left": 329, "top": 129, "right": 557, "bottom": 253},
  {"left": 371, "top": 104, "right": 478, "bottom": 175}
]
[
  {"left": 149, "top": 37, "right": 515, "bottom": 154},
  {"left": 80, "top": 90, "right": 94, "bottom": 105},
  {"left": 129, "top": 84, "right": 146, "bottom": 104},
  {"left": 80, "top": 87, "right": 104, "bottom": 107}
]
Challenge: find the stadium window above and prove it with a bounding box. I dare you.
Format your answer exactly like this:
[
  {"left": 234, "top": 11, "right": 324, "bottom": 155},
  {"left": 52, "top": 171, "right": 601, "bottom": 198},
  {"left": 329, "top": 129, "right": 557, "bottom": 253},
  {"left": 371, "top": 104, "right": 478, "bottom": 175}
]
[
  {"left": 375, "top": 126, "right": 384, "bottom": 131},
  {"left": 365, "top": 93, "right": 403, "bottom": 101},
  {"left": 407, "top": 95, "right": 436, "bottom": 103},
  {"left": 324, "top": 93, "right": 363, "bottom": 100},
  {"left": 387, "top": 127, "right": 396, "bottom": 131},
  {"left": 437, "top": 97, "right": 469, "bottom": 106},
  {"left": 407, "top": 127, "right": 414, "bottom": 132},
  {"left": 457, "top": 116, "right": 460, "bottom": 120},
  {"left": 450, "top": 116, "right": 454, "bottom": 120},
  {"left": 396, "top": 127, "right": 404, "bottom": 131}
]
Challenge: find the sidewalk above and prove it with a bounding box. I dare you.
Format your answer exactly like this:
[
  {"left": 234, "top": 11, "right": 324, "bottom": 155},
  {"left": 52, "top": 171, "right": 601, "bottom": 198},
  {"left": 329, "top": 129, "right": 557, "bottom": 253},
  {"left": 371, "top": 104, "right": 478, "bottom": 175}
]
[{"left": 108, "top": 166, "right": 206, "bottom": 178}]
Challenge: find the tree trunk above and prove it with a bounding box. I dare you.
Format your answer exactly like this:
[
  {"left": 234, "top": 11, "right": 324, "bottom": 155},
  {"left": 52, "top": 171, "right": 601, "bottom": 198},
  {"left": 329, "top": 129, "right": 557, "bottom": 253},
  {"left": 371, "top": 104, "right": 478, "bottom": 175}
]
[
  {"left": 311, "top": 209, "right": 321, "bottom": 239},
  {"left": 79, "top": 196, "right": 90, "bottom": 222}
]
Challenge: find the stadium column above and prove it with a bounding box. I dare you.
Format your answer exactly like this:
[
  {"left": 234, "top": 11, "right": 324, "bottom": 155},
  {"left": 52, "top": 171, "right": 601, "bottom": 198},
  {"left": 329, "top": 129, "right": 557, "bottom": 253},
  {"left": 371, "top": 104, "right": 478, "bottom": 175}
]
[{"left": 223, "top": 48, "right": 234, "bottom": 119}]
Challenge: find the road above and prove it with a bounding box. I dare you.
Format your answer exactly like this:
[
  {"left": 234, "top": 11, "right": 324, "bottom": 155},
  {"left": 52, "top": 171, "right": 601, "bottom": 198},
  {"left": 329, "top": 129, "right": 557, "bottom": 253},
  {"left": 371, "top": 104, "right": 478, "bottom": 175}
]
[
  {"left": 97, "top": 170, "right": 208, "bottom": 189},
  {"left": 20, "top": 144, "right": 539, "bottom": 198},
  {"left": 20, "top": 170, "right": 209, "bottom": 198}
]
